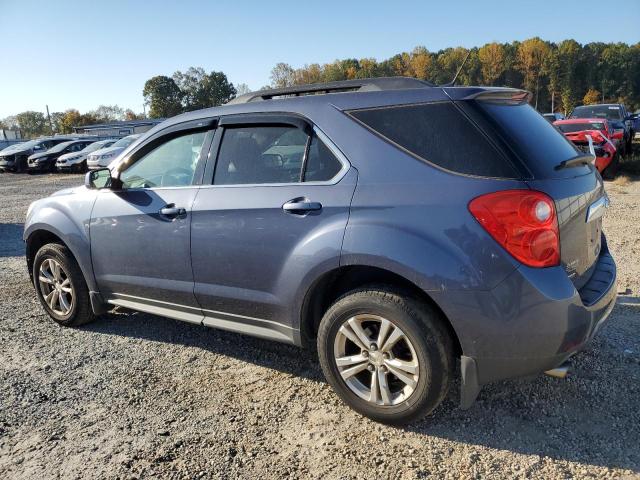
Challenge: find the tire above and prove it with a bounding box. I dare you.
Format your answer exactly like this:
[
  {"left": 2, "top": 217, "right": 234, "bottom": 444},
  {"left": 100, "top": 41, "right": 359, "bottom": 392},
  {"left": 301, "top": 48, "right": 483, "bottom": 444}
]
[
  {"left": 15, "top": 156, "right": 26, "bottom": 173},
  {"left": 602, "top": 153, "right": 619, "bottom": 180},
  {"left": 32, "top": 243, "right": 95, "bottom": 327},
  {"left": 317, "top": 286, "right": 453, "bottom": 425}
]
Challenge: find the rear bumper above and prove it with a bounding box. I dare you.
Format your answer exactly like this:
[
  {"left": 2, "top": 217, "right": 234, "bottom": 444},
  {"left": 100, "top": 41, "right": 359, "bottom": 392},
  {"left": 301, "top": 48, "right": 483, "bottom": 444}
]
[{"left": 432, "top": 240, "right": 617, "bottom": 407}]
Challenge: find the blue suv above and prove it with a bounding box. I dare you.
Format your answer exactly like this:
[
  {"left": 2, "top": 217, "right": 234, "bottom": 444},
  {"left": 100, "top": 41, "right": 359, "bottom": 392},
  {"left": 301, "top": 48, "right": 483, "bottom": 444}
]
[{"left": 24, "top": 78, "right": 617, "bottom": 424}]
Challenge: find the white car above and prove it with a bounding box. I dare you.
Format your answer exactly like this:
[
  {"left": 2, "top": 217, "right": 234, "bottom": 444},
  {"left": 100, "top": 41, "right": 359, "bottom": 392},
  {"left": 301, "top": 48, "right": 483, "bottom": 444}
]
[
  {"left": 56, "top": 139, "right": 117, "bottom": 172},
  {"left": 86, "top": 134, "right": 140, "bottom": 170}
]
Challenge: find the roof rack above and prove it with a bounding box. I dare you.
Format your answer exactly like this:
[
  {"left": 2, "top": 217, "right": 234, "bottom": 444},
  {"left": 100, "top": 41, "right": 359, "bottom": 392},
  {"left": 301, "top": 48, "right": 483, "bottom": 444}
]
[{"left": 227, "top": 77, "right": 434, "bottom": 105}]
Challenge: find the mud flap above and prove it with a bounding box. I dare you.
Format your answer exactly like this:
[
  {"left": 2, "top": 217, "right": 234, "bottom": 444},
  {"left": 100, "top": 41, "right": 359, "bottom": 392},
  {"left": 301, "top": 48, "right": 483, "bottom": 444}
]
[{"left": 460, "top": 355, "right": 481, "bottom": 409}]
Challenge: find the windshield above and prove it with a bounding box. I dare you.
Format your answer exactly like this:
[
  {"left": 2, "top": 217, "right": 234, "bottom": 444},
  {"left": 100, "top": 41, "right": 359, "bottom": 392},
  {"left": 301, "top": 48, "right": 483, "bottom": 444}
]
[
  {"left": 557, "top": 122, "right": 606, "bottom": 133},
  {"left": 48, "top": 141, "right": 77, "bottom": 153},
  {"left": 82, "top": 140, "right": 114, "bottom": 153},
  {"left": 571, "top": 105, "right": 622, "bottom": 121},
  {"left": 112, "top": 135, "right": 138, "bottom": 148},
  {"left": 9, "top": 140, "right": 38, "bottom": 150}
]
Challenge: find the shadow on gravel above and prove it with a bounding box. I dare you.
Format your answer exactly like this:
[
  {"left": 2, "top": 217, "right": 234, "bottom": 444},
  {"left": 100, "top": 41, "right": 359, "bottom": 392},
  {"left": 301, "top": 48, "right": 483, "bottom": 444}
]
[
  {"left": 0, "top": 223, "right": 24, "bottom": 257},
  {"left": 85, "top": 310, "right": 324, "bottom": 382},
  {"left": 85, "top": 307, "right": 639, "bottom": 473}
]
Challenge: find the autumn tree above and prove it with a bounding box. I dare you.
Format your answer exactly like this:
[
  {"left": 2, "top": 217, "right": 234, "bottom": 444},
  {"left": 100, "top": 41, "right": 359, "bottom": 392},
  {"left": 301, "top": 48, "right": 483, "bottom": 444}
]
[
  {"left": 270, "top": 63, "right": 296, "bottom": 88},
  {"left": 583, "top": 89, "right": 601, "bottom": 105},
  {"left": 516, "top": 38, "right": 551, "bottom": 108},
  {"left": 478, "top": 42, "right": 506, "bottom": 86}
]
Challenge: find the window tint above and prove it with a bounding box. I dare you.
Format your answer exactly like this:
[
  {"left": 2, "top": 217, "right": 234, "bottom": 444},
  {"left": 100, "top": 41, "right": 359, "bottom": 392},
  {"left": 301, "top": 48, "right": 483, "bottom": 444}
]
[
  {"left": 120, "top": 131, "right": 206, "bottom": 188},
  {"left": 214, "top": 126, "right": 307, "bottom": 185},
  {"left": 349, "top": 102, "right": 517, "bottom": 178},
  {"left": 470, "top": 102, "right": 587, "bottom": 179},
  {"left": 304, "top": 135, "right": 342, "bottom": 181}
]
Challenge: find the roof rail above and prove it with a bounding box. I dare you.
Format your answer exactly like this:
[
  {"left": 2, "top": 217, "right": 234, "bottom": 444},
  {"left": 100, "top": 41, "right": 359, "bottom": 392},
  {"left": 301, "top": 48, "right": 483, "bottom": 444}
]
[{"left": 227, "top": 77, "right": 434, "bottom": 105}]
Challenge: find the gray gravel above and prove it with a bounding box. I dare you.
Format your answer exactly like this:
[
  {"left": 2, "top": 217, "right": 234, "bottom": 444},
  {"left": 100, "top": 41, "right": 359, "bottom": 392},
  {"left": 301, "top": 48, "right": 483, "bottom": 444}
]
[{"left": 0, "top": 171, "right": 639, "bottom": 479}]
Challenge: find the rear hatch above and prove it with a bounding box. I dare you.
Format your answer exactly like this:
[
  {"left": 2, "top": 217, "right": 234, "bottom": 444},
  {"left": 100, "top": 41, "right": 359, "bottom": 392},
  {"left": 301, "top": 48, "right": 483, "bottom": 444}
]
[{"left": 457, "top": 93, "right": 605, "bottom": 289}]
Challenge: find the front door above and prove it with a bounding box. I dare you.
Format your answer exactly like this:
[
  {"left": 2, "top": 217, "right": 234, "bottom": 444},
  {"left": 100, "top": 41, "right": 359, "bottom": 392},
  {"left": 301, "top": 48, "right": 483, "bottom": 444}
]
[
  {"left": 90, "top": 129, "right": 210, "bottom": 323},
  {"left": 191, "top": 120, "right": 356, "bottom": 340}
]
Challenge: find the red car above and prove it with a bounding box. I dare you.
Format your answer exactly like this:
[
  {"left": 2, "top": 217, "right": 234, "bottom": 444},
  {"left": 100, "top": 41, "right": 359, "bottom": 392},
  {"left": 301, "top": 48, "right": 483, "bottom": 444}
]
[{"left": 554, "top": 118, "right": 619, "bottom": 178}]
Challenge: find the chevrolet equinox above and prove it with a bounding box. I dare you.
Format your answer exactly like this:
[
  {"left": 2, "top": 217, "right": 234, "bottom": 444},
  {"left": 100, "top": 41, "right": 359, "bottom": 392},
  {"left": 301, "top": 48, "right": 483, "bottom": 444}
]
[{"left": 24, "top": 78, "right": 617, "bottom": 424}]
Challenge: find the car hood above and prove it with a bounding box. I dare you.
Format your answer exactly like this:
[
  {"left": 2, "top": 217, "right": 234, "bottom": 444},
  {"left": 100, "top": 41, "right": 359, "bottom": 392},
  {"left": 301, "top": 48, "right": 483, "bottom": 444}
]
[
  {"left": 89, "top": 146, "right": 125, "bottom": 157},
  {"left": 28, "top": 151, "right": 51, "bottom": 160},
  {"left": 49, "top": 185, "right": 86, "bottom": 198},
  {"left": 1, "top": 146, "right": 31, "bottom": 156}
]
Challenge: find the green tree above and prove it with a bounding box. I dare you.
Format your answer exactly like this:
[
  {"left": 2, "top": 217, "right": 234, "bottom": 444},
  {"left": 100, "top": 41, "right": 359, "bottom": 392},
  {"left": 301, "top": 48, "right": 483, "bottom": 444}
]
[
  {"left": 15, "top": 111, "right": 47, "bottom": 138},
  {"left": 172, "top": 67, "right": 236, "bottom": 110},
  {"left": 143, "top": 75, "right": 183, "bottom": 118}
]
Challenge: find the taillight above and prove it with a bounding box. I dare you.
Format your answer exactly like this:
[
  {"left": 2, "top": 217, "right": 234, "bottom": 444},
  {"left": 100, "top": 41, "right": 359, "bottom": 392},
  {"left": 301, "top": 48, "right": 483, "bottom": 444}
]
[{"left": 469, "top": 190, "right": 560, "bottom": 268}]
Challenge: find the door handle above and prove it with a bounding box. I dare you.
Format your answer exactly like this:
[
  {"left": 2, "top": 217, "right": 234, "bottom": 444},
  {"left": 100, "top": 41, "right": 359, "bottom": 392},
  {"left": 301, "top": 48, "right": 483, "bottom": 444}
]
[
  {"left": 159, "top": 205, "right": 187, "bottom": 218},
  {"left": 282, "top": 199, "right": 322, "bottom": 214}
]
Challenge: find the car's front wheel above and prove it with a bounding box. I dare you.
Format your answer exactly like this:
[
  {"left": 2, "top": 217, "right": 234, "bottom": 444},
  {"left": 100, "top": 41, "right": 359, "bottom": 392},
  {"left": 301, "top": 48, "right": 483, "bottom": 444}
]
[
  {"left": 317, "top": 286, "right": 453, "bottom": 425},
  {"left": 33, "top": 243, "right": 95, "bottom": 327}
]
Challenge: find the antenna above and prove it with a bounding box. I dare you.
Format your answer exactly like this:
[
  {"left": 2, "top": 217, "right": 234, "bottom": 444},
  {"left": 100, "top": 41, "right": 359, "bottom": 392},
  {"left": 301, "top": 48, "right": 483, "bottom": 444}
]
[{"left": 441, "top": 50, "right": 471, "bottom": 87}]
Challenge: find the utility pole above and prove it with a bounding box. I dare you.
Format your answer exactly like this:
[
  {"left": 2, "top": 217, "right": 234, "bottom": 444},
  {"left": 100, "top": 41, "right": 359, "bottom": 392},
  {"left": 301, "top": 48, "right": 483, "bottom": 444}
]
[
  {"left": 46, "top": 105, "right": 53, "bottom": 134},
  {"left": 143, "top": 102, "right": 146, "bottom": 118}
]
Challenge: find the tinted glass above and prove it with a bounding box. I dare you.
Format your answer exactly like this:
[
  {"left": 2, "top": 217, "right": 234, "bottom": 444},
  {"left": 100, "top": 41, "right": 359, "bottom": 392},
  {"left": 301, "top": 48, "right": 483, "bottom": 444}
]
[
  {"left": 571, "top": 105, "right": 622, "bottom": 121},
  {"left": 112, "top": 135, "right": 137, "bottom": 148},
  {"left": 556, "top": 122, "right": 606, "bottom": 133},
  {"left": 304, "top": 135, "right": 342, "bottom": 181},
  {"left": 49, "top": 141, "right": 76, "bottom": 153},
  {"left": 214, "top": 126, "right": 307, "bottom": 185},
  {"left": 120, "top": 131, "right": 206, "bottom": 188},
  {"left": 470, "top": 102, "right": 587, "bottom": 179},
  {"left": 349, "top": 102, "right": 517, "bottom": 178}
]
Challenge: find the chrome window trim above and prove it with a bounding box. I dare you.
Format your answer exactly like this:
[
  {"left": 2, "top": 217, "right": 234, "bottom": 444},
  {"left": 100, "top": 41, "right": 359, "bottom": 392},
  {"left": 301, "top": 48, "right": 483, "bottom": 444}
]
[{"left": 204, "top": 125, "right": 350, "bottom": 189}]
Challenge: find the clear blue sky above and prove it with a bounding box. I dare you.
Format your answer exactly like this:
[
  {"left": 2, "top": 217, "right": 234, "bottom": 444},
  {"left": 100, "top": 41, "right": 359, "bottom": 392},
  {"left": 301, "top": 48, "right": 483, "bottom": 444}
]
[{"left": 1, "top": 0, "right": 638, "bottom": 118}]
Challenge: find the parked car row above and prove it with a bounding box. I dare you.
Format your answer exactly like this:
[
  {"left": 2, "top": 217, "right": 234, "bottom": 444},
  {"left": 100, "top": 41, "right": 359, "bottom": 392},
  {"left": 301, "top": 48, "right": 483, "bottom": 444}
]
[
  {"left": 0, "top": 134, "right": 141, "bottom": 174},
  {"left": 553, "top": 118, "right": 619, "bottom": 178},
  {"left": 545, "top": 103, "right": 637, "bottom": 157}
]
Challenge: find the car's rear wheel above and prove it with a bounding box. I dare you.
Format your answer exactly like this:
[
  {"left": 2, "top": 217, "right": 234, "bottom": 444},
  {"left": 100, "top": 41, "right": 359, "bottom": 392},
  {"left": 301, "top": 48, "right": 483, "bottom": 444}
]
[
  {"left": 33, "top": 243, "right": 95, "bottom": 327},
  {"left": 317, "top": 286, "right": 453, "bottom": 425}
]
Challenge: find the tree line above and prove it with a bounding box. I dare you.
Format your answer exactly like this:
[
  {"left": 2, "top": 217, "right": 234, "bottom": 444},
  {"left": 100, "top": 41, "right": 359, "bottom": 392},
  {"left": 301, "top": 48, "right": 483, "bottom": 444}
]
[
  {"left": 2, "top": 39, "right": 638, "bottom": 139},
  {"left": 269, "top": 38, "right": 640, "bottom": 114}
]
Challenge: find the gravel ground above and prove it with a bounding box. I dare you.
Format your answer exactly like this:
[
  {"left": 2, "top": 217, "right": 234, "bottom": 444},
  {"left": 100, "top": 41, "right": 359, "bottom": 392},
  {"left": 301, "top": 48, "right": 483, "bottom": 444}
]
[{"left": 0, "top": 171, "right": 639, "bottom": 480}]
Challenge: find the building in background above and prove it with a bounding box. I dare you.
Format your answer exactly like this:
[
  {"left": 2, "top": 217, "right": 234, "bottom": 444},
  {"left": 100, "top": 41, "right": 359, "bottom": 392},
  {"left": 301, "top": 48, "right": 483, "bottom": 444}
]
[
  {"left": 72, "top": 119, "right": 163, "bottom": 137},
  {"left": 0, "top": 128, "right": 24, "bottom": 150}
]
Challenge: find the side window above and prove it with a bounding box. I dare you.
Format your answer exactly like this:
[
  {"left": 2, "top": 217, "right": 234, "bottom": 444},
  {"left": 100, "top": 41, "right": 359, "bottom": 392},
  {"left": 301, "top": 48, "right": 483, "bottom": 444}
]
[
  {"left": 304, "top": 135, "right": 343, "bottom": 182},
  {"left": 120, "top": 131, "right": 206, "bottom": 189},
  {"left": 214, "top": 126, "right": 307, "bottom": 185}
]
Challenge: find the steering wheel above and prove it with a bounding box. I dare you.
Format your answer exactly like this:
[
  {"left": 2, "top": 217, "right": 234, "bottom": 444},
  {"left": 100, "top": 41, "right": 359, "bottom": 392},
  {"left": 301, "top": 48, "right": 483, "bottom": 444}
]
[{"left": 161, "top": 167, "right": 193, "bottom": 187}]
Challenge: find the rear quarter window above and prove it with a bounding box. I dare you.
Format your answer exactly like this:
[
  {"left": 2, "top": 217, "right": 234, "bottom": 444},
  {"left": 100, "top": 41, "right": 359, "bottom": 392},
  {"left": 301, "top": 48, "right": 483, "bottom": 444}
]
[
  {"left": 464, "top": 102, "right": 588, "bottom": 179},
  {"left": 348, "top": 102, "right": 519, "bottom": 178}
]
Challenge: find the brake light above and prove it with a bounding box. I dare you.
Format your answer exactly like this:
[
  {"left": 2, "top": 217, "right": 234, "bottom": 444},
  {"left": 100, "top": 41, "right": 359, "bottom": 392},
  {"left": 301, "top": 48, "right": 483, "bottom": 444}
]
[{"left": 469, "top": 190, "right": 560, "bottom": 268}]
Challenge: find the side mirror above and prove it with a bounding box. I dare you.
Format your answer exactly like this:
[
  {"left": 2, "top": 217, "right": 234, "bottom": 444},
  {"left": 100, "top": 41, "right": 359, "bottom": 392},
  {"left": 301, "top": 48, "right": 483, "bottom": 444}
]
[{"left": 85, "top": 168, "right": 113, "bottom": 190}]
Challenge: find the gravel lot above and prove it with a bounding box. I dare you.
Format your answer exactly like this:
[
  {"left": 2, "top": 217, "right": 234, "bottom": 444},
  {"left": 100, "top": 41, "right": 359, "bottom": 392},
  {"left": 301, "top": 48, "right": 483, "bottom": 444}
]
[{"left": 0, "top": 171, "right": 639, "bottom": 479}]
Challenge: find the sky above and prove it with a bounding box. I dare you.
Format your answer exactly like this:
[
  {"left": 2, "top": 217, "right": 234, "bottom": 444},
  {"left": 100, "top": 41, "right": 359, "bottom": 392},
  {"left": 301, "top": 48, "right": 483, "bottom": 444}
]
[{"left": 0, "top": 0, "right": 639, "bottom": 118}]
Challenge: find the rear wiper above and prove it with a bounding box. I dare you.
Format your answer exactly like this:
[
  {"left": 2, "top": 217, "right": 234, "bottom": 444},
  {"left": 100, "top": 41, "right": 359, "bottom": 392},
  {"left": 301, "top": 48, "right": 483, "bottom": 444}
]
[
  {"left": 554, "top": 154, "right": 594, "bottom": 170},
  {"left": 555, "top": 134, "right": 596, "bottom": 170}
]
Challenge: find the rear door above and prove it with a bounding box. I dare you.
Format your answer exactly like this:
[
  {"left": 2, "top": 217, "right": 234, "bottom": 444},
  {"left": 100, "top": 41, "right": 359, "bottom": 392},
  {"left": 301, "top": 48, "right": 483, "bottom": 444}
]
[{"left": 190, "top": 114, "right": 356, "bottom": 341}]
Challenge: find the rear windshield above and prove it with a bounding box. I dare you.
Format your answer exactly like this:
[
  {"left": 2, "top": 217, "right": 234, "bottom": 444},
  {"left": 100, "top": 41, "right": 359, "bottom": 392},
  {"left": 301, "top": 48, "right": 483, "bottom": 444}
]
[
  {"left": 571, "top": 105, "right": 622, "bottom": 121},
  {"left": 460, "top": 101, "right": 588, "bottom": 179},
  {"left": 556, "top": 122, "right": 606, "bottom": 133},
  {"left": 348, "top": 102, "right": 518, "bottom": 178}
]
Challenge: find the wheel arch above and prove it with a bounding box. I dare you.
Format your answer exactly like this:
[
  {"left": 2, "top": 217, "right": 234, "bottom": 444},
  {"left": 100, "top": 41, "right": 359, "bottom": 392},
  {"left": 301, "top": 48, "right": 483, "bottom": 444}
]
[{"left": 299, "top": 264, "right": 463, "bottom": 357}]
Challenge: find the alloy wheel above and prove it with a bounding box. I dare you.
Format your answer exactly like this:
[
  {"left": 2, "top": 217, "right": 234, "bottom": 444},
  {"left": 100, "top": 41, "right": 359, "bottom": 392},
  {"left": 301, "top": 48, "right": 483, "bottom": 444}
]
[
  {"left": 38, "top": 258, "right": 74, "bottom": 316},
  {"left": 333, "top": 314, "right": 420, "bottom": 406}
]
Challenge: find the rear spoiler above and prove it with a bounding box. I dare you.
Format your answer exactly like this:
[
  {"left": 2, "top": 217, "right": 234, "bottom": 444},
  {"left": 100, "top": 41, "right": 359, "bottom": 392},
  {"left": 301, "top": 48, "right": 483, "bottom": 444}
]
[{"left": 443, "top": 87, "right": 532, "bottom": 105}]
